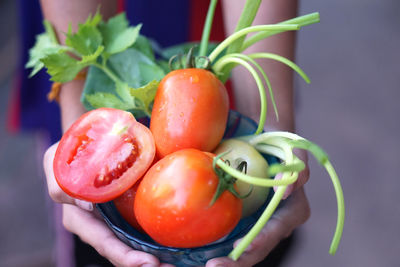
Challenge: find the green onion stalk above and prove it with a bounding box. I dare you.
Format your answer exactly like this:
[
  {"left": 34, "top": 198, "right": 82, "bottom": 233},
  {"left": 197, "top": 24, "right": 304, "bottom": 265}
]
[{"left": 200, "top": 0, "right": 342, "bottom": 260}]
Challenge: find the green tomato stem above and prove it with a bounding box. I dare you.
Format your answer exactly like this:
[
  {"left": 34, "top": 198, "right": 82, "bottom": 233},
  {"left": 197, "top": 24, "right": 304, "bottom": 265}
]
[
  {"left": 93, "top": 62, "right": 123, "bottom": 84},
  {"left": 199, "top": 0, "right": 218, "bottom": 57},
  {"left": 213, "top": 55, "right": 267, "bottom": 134},
  {"left": 209, "top": 24, "right": 299, "bottom": 64}
]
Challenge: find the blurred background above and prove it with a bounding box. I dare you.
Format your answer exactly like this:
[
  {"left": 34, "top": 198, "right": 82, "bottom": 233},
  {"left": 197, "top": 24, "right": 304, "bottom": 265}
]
[{"left": 0, "top": 0, "right": 399, "bottom": 266}]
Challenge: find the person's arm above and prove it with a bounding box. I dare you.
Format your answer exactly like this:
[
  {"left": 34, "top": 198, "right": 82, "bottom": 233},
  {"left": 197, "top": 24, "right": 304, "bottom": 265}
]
[
  {"left": 40, "top": 0, "right": 117, "bottom": 130},
  {"left": 222, "top": 0, "right": 297, "bottom": 132},
  {"left": 40, "top": 1, "right": 171, "bottom": 266},
  {"left": 205, "top": 1, "right": 310, "bottom": 266}
]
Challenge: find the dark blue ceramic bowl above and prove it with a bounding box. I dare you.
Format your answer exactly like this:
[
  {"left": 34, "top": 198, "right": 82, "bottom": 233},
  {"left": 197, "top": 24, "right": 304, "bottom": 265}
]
[{"left": 97, "top": 110, "right": 278, "bottom": 266}]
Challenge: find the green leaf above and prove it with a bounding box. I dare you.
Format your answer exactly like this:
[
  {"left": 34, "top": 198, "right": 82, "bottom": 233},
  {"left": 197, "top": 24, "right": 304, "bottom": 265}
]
[
  {"left": 43, "top": 20, "right": 59, "bottom": 44},
  {"left": 85, "top": 92, "right": 134, "bottom": 111},
  {"left": 129, "top": 80, "right": 159, "bottom": 114},
  {"left": 65, "top": 23, "right": 102, "bottom": 56},
  {"left": 99, "top": 13, "right": 141, "bottom": 55},
  {"left": 108, "top": 48, "right": 165, "bottom": 88},
  {"left": 81, "top": 66, "right": 115, "bottom": 110},
  {"left": 41, "top": 52, "right": 85, "bottom": 83},
  {"left": 115, "top": 82, "right": 134, "bottom": 106},
  {"left": 26, "top": 21, "right": 63, "bottom": 77},
  {"left": 84, "top": 10, "right": 102, "bottom": 26},
  {"left": 132, "top": 35, "right": 156, "bottom": 61},
  {"left": 80, "top": 45, "right": 104, "bottom": 64},
  {"left": 26, "top": 33, "right": 63, "bottom": 77}
]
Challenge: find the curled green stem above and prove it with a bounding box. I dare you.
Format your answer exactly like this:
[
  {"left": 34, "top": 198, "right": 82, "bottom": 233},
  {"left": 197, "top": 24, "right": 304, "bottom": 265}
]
[
  {"left": 241, "top": 12, "right": 320, "bottom": 51},
  {"left": 213, "top": 55, "right": 267, "bottom": 134},
  {"left": 248, "top": 131, "right": 345, "bottom": 255},
  {"left": 229, "top": 138, "right": 297, "bottom": 260},
  {"left": 209, "top": 24, "right": 299, "bottom": 63},
  {"left": 248, "top": 53, "right": 311, "bottom": 83},
  {"left": 325, "top": 161, "right": 344, "bottom": 255},
  {"left": 226, "top": 53, "right": 279, "bottom": 121}
]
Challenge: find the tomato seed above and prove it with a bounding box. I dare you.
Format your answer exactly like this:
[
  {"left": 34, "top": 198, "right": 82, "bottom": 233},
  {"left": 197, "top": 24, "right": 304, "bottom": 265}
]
[
  {"left": 94, "top": 137, "right": 139, "bottom": 188},
  {"left": 67, "top": 135, "right": 92, "bottom": 164}
]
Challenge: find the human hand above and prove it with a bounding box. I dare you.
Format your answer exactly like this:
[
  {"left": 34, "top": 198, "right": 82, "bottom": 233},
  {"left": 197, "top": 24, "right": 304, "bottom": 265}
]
[
  {"left": 206, "top": 187, "right": 310, "bottom": 267},
  {"left": 43, "top": 143, "right": 175, "bottom": 267},
  {"left": 206, "top": 151, "right": 311, "bottom": 267},
  {"left": 274, "top": 149, "right": 309, "bottom": 199}
]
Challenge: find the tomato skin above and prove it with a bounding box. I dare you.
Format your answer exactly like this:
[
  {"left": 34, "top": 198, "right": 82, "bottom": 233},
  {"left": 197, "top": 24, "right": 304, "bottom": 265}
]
[
  {"left": 54, "top": 108, "right": 155, "bottom": 203},
  {"left": 214, "top": 139, "right": 270, "bottom": 218},
  {"left": 134, "top": 149, "right": 242, "bottom": 248},
  {"left": 113, "top": 181, "right": 144, "bottom": 232},
  {"left": 150, "top": 68, "right": 229, "bottom": 158}
]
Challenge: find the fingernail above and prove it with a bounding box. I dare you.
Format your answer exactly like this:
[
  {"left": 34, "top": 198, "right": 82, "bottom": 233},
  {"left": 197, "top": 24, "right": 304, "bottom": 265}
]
[
  {"left": 140, "top": 264, "right": 156, "bottom": 267},
  {"left": 282, "top": 184, "right": 294, "bottom": 200},
  {"left": 282, "top": 190, "right": 290, "bottom": 200},
  {"left": 245, "top": 243, "right": 253, "bottom": 252},
  {"left": 75, "top": 199, "right": 93, "bottom": 211}
]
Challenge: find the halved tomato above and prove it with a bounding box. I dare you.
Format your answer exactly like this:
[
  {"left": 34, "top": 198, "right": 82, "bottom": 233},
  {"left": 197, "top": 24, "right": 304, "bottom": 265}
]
[{"left": 54, "top": 108, "right": 155, "bottom": 203}]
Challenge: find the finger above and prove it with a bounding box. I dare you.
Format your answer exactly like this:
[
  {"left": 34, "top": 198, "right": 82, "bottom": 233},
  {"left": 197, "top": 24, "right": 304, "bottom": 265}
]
[
  {"left": 43, "top": 143, "right": 93, "bottom": 211},
  {"left": 292, "top": 148, "right": 310, "bottom": 191},
  {"left": 272, "top": 187, "right": 311, "bottom": 230},
  {"left": 207, "top": 219, "right": 284, "bottom": 267},
  {"left": 273, "top": 173, "right": 293, "bottom": 200},
  {"left": 62, "top": 204, "right": 160, "bottom": 267},
  {"left": 273, "top": 149, "right": 310, "bottom": 199}
]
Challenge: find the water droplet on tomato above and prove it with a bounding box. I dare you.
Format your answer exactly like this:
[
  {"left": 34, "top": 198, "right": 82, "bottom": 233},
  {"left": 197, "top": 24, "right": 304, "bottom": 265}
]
[{"left": 190, "top": 75, "right": 199, "bottom": 83}]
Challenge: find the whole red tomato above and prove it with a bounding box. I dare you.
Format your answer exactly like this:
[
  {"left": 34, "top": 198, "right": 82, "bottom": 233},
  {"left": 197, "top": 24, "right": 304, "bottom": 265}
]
[
  {"left": 150, "top": 68, "right": 229, "bottom": 158},
  {"left": 113, "top": 181, "right": 144, "bottom": 232},
  {"left": 134, "top": 149, "right": 242, "bottom": 248},
  {"left": 54, "top": 108, "right": 155, "bottom": 203}
]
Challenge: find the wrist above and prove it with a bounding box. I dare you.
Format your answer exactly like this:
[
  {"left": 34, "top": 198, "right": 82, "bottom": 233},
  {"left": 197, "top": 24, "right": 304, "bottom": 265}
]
[{"left": 59, "top": 79, "right": 87, "bottom": 132}]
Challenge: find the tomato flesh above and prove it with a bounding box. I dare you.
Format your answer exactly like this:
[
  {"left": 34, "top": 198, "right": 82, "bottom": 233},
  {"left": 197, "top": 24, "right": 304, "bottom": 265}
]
[
  {"left": 54, "top": 108, "right": 155, "bottom": 203},
  {"left": 134, "top": 149, "right": 242, "bottom": 248}
]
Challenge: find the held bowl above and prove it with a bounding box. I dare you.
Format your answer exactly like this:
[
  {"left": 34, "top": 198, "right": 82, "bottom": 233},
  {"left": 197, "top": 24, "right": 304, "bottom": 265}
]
[{"left": 97, "top": 110, "right": 278, "bottom": 266}]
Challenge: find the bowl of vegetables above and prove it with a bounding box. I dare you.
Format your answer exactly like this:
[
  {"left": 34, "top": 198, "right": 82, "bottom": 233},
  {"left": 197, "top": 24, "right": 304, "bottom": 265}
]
[
  {"left": 27, "top": 1, "right": 345, "bottom": 266},
  {"left": 96, "top": 110, "right": 279, "bottom": 266}
]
